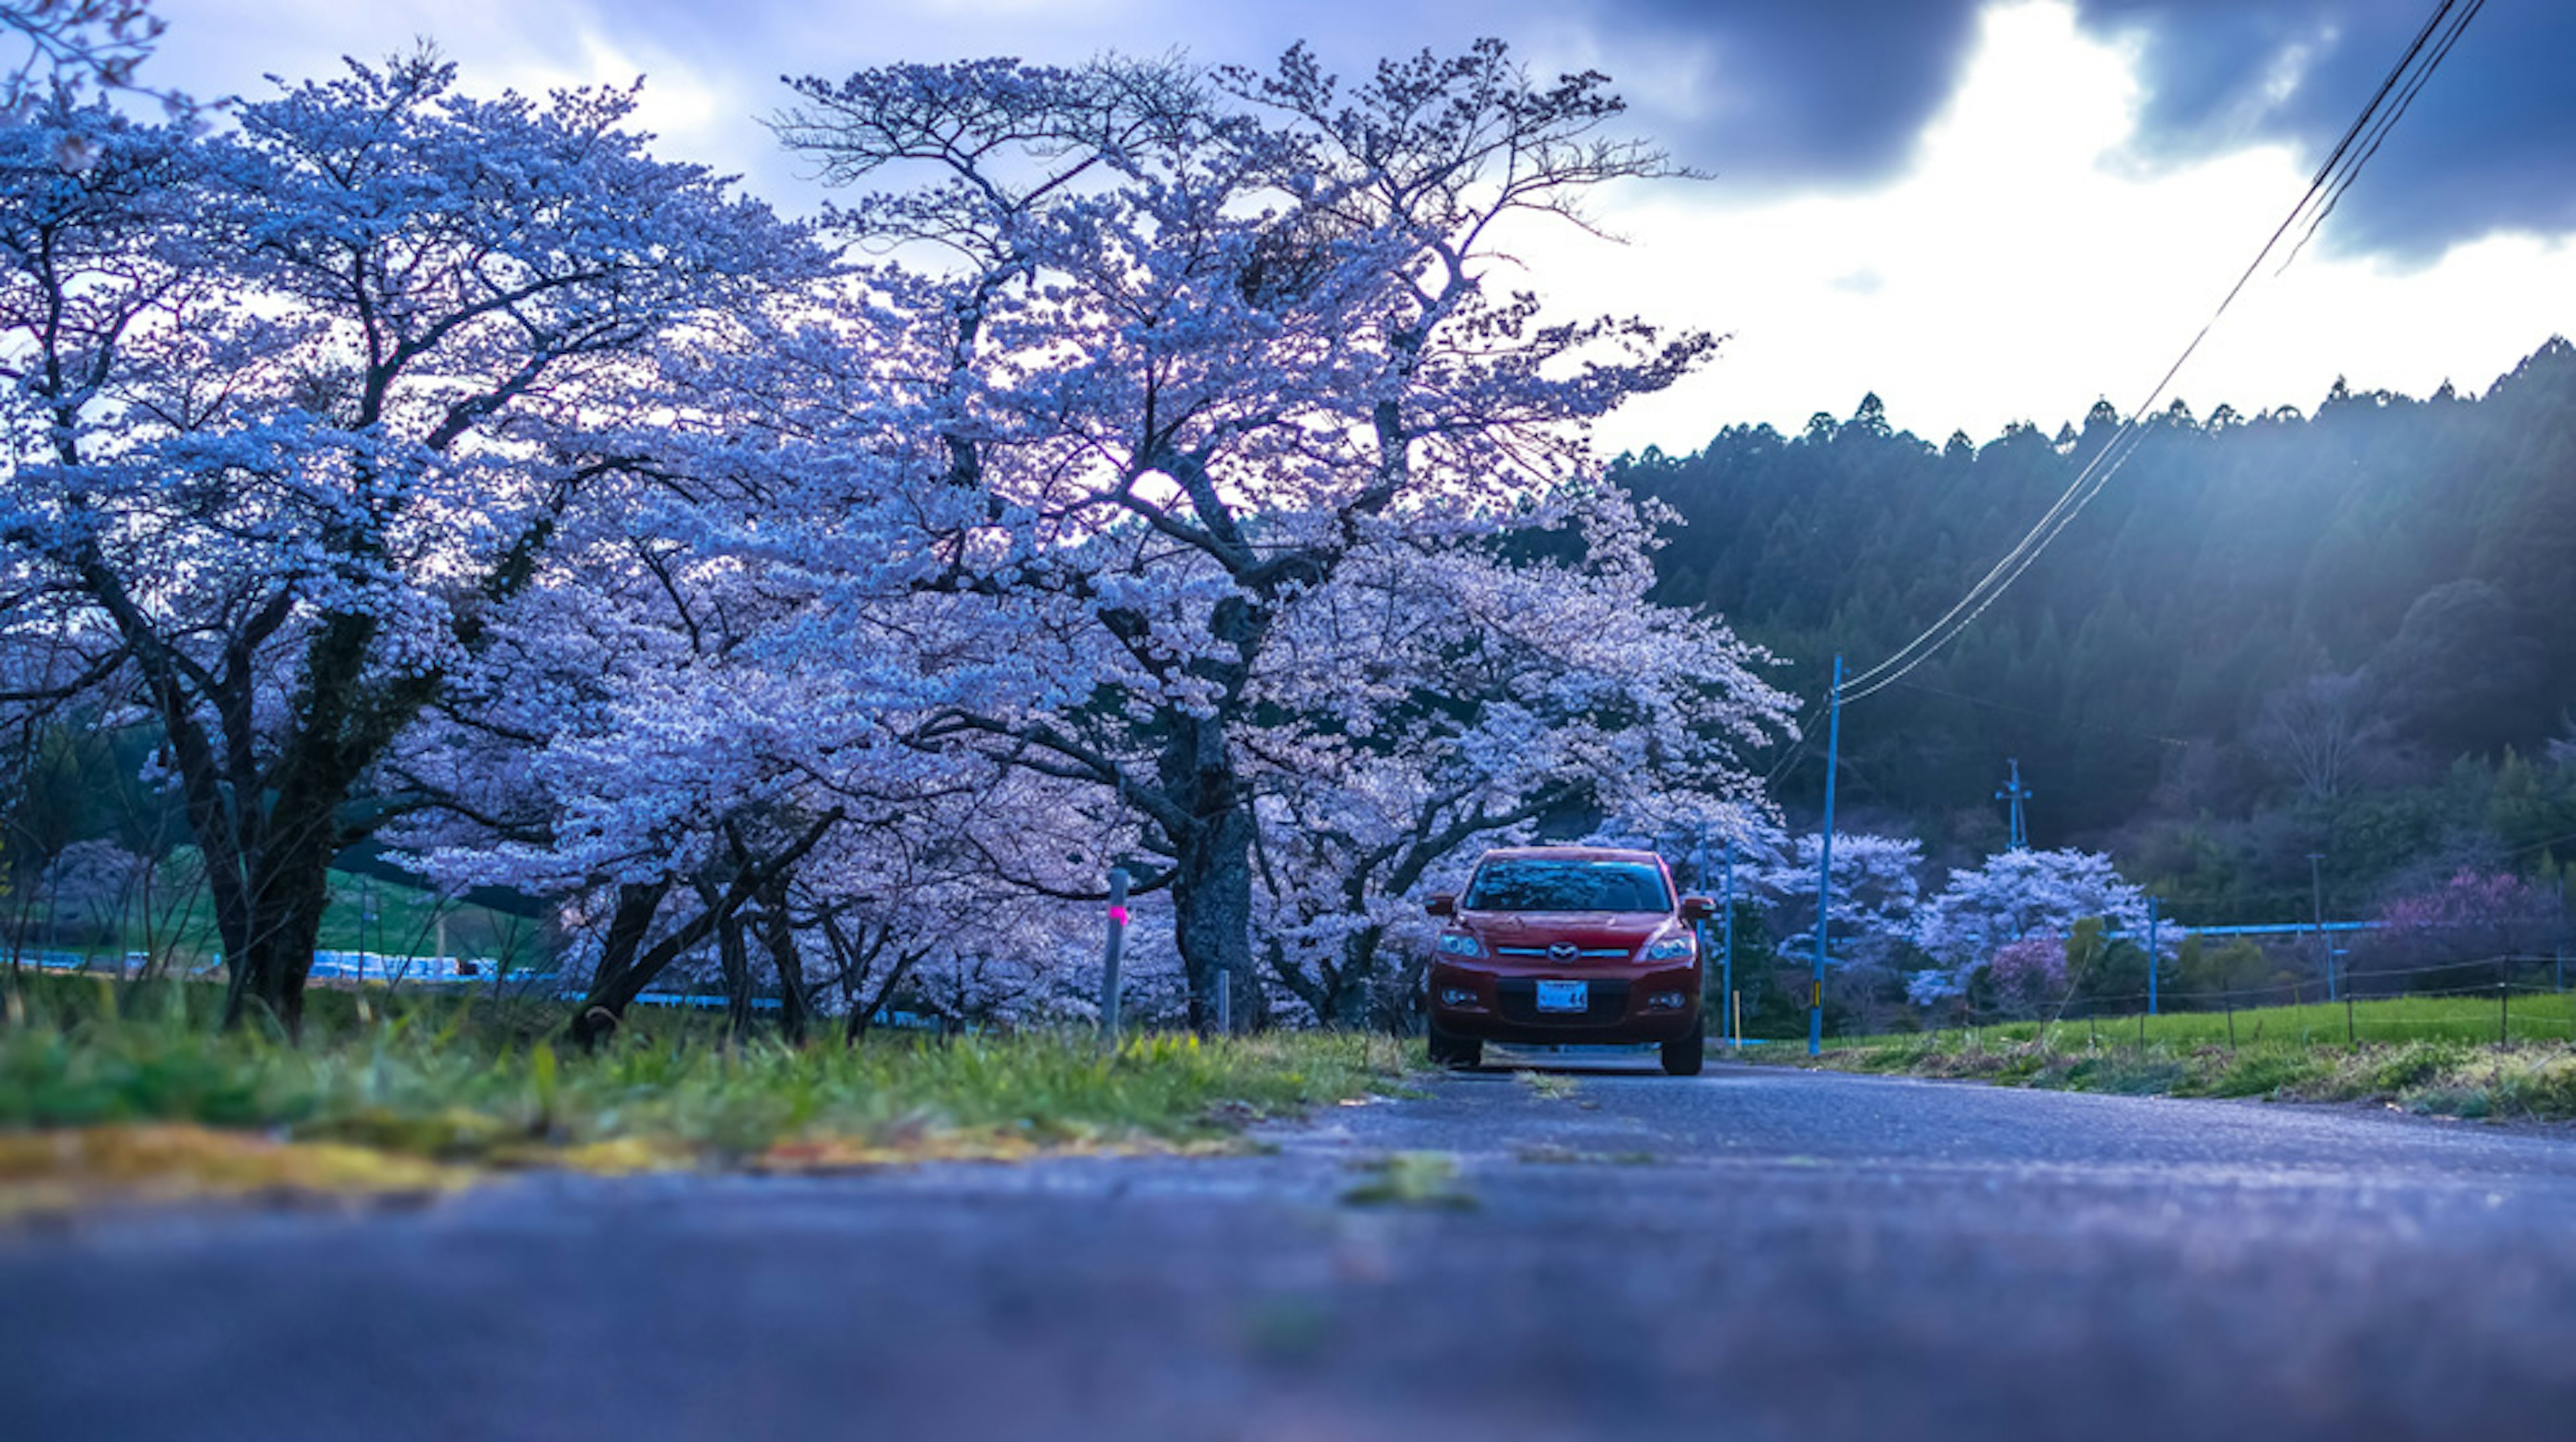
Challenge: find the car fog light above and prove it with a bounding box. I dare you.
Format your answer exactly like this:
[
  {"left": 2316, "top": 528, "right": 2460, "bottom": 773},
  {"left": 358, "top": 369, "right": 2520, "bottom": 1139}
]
[
  {"left": 1648, "top": 991, "right": 1686, "bottom": 1009},
  {"left": 1440, "top": 987, "right": 1479, "bottom": 1007}
]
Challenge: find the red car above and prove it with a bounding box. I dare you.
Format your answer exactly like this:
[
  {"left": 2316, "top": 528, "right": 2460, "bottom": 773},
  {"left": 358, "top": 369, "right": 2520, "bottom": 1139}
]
[{"left": 1423, "top": 846, "right": 1715, "bottom": 1076}]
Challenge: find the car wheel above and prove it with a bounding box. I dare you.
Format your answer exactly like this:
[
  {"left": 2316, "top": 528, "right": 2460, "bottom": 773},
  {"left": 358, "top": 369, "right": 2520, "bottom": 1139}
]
[
  {"left": 1660, "top": 1017, "right": 1705, "bottom": 1076},
  {"left": 1427, "top": 1022, "right": 1482, "bottom": 1070}
]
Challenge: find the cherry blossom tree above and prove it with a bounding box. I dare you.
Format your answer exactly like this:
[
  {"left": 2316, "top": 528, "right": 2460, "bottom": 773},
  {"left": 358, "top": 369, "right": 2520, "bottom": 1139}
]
[
  {"left": 0, "top": 58, "right": 818, "bottom": 1032},
  {"left": 1909, "top": 847, "right": 2153, "bottom": 1005},
  {"left": 1756, "top": 832, "right": 1924, "bottom": 970},
  {"left": 1250, "top": 494, "right": 1790, "bottom": 1023},
  {"left": 2366, "top": 869, "right": 2565, "bottom": 985},
  {"left": 761, "top": 43, "right": 1727, "bottom": 1028}
]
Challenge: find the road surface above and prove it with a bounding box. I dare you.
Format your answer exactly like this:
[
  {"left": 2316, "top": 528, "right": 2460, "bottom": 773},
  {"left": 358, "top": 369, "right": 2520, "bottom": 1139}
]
[{"left": 9, "top": 1054, "right": 2576, "bottom": 1440}]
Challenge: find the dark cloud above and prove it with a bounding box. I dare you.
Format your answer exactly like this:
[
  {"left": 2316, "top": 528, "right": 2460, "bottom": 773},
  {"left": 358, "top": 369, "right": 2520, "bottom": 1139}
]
[
  {"left": 1601, "top": 0, "right": 2576, "bottom": 258},
  {"left": 1604, "top": 1, "right": 1985, "bottom": 182},
  {"left": 2091, "top": 1, "right": 2576, "bottom": 259}
]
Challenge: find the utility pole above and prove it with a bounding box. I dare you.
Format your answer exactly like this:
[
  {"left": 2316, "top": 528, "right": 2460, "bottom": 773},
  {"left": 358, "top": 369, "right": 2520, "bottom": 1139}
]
[
  {"left": 1995, "top": 759, "right": 2031, "bottom": 852},
  {"left": 2146, "top": 894, "right": 2160, "bottom": 1017},
  {"left": 1721, "top": 837, "right": 1738, "bottom": 1049},
  {"left": 1809, "top": 655, "right": 1845, "bottom": 1058},
  {"left": 2308, "top": 852, "right": 2330, "bottom": 1003}
]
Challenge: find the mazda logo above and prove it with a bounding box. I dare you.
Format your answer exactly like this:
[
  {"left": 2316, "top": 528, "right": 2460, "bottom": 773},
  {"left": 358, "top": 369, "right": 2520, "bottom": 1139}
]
[{"left": 1547, "top": 942, "right": 1578, "bottom": 962}]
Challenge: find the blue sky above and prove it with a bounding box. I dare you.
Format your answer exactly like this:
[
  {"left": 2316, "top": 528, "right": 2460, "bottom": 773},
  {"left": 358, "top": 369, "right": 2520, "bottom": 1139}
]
[{"left": 151, "top": 0, "right": 2576, "bottom": 451}]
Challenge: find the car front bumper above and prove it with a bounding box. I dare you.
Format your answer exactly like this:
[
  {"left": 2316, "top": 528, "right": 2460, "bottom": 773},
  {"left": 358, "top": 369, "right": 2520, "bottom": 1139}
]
[{"left": 1427, "top": 958, "right": 1701, "bottom": 1044}]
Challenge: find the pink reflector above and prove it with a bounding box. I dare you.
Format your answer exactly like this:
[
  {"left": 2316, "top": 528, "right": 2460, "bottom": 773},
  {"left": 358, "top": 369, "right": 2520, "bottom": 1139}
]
[{"left": 1108, "top": 905, "right": 1130, "bottom": 926}]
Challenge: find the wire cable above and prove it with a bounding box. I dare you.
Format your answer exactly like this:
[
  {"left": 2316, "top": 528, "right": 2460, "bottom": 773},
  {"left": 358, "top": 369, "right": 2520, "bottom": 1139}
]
[
  {"left": 1828, "top": 0, "right": 2481, "bottom": 710},
  {"left": 2279, "top": 0, "right": 2485, "bottom": 273}
]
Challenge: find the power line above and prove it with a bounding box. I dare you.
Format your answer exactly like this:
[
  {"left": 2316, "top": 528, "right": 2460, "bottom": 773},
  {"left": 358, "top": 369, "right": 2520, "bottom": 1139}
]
[
  {"left": 1830, "top": 0, "right": 2485, "bottom": 710},
  {"left": 2280, "top": 0, "right": 2487, "bottom": 274}
]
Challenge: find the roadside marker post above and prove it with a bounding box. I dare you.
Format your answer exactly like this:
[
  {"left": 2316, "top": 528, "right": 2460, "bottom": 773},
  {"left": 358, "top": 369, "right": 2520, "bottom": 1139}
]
[{"left": 1099, "top": 867, "right": 1130, "bottom": 1049}]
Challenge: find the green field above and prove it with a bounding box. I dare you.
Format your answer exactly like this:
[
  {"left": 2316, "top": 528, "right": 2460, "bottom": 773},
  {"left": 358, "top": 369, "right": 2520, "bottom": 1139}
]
[
  {"left": 1842, "top": 993, "right": 2576, "bottom": 1053},
  {"left": 1760, "top": 993, "right": 2576, "bottom": 1121},
  {"left": 4, "top": 858, "right": 545, "bottom": 977}
]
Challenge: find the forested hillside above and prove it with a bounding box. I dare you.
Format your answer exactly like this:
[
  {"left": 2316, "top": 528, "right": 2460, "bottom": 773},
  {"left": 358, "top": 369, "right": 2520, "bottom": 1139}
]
[{"left": 1620, "top": 337, "right": 2576, "bottom": 922}]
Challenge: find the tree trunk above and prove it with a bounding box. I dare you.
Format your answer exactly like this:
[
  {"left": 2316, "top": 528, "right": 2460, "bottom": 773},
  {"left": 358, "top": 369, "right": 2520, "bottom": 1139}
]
[
  {"left": 714, "top": 908, "right": 755, "bottom": 1046},
  {"left": 564, "top": 812, "right": 841, "bottom": 1050},
  {"left": 225, "top": 856, "right": 333, "bottom": 1037},
  {"left": 220, "top": 779, "right": 346, "bottom": 1038},
  {"left": 757, "top": 874, "right": 808, "bottom": 1047},
  {"left": 1169, "top": 794, "right": 1256, "bottom": 1034},
  {"left": 569, "top": 881, "right": 672, "bottom": 1049},
  {"left": 1332, "top": 922, "right": 1387, "bottom": 1028},
  {"left": 1264, "top": 934, "right": 1335, "bottom": 1026}
]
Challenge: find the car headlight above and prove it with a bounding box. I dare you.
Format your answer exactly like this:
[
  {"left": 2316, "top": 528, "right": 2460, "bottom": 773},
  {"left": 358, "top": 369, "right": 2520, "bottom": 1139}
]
[
  {"left": 1643, "top": 933, "right": 1695, "bottom": 960},
  {"left": 1436, "top": 932, "right": 1484, "bottom": 957}
]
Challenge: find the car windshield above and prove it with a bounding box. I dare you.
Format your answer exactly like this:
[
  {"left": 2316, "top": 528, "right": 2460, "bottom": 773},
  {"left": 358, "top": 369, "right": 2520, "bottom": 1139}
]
[{"left": 1463, "top": 858, "right": 1671, "bottom": 913}]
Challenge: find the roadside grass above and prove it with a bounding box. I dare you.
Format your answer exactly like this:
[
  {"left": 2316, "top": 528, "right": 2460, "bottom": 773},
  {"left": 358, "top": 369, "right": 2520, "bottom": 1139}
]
[
  {"left": 0, "top": 976, "right": 1405, "bottom": 1214},
  {"left": 1752, "top": 995, "right": 2576, "bottom": 1122}
]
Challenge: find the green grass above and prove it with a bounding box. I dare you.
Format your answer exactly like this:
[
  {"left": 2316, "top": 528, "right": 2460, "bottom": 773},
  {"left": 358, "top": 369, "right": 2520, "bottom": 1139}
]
[
  {"left": 0, "top": 977, "right": 1406, "bottom": 1187},
  {"left": 1754, "top": 994, "right": 2576, "bottom": 1122}
]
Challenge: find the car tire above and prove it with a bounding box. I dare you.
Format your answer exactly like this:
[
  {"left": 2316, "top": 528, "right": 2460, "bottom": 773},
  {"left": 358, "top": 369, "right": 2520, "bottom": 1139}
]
[
  {"left": 1426, "top": 1022, "right": 1482, "bottom": 1070},
  {"left": 1660, "top": 1018, "right": 1705, "bottom": 1076}
]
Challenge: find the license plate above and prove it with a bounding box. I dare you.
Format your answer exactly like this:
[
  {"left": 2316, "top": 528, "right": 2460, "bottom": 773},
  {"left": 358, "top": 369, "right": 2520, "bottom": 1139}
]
[{"left": 1535, "top": 980, "right": 1589, "bottom": 1013}]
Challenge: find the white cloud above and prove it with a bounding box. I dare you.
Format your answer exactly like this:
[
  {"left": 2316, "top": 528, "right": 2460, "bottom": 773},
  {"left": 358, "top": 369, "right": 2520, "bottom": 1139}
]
[
  {"left": 144, "top": 0, "right": 2576, "bottom": 453},
  {"left": 1539, "top": 1, "right": 2576, "bottom": 451}
]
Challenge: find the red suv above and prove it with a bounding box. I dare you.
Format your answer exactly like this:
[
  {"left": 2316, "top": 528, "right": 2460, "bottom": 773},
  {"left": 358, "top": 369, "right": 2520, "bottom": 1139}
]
[{"left": 1423, "top": 846, "right": 1715, "bottom": 1076}]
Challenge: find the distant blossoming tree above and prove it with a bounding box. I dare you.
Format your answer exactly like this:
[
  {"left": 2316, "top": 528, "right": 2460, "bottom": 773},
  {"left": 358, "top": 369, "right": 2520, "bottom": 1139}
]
[
  {"left": 1757, "top": 832, "right": 1924, "bottom": 972},
  {"left": 2372, "top": 869, "right": 2563, "bottom": 977},
  {"left": 1909, "top": 848, "right": 2152, "bottom": 1007}
]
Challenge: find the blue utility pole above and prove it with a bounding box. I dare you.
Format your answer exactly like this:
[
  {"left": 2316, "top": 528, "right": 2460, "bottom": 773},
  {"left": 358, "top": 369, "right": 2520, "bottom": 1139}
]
[
  {"left": 1809, "top": 655, "right": 1844, "bottom": 1058},
  {"left": 2145, "top": 894, "right": 2160, "bottom": 1017},
  {"left": 1996, "top": 759, "right": 2031, "bottom": 851},
  {"left": 1721, "top": 837, "right": 1737, "bottom": 1049}
]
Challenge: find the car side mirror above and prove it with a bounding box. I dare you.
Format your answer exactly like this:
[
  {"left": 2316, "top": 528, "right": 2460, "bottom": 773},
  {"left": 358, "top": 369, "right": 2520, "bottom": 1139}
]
[
  {"left": 1679, "top": 895, "right": 1716, "bottom": 922},
  {"left": 1424, "top": 893, "right": 1456, "bottom": 918}
]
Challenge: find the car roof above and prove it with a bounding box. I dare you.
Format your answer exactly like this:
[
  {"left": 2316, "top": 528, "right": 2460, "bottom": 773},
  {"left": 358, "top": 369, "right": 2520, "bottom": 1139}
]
[{"left": 1475, "top": 846, "right": 1666, "bottom": 867}]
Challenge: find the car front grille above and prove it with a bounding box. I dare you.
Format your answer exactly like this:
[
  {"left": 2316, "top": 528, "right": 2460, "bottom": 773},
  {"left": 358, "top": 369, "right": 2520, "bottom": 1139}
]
[{"left": 1492, "top": 945, "right": 1633, "bottom": 962}]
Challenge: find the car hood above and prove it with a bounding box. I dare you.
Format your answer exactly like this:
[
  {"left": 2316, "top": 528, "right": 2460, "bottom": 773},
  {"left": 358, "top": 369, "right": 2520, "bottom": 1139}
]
[{"left": 1455, "top": 911, "right": 1676, "bottom": 950}]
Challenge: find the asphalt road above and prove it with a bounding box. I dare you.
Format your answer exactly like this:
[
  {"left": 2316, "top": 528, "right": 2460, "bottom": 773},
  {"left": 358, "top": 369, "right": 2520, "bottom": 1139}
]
[{"left": 10, "top": 1054, "right": 2576, "bottom": 1441}]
